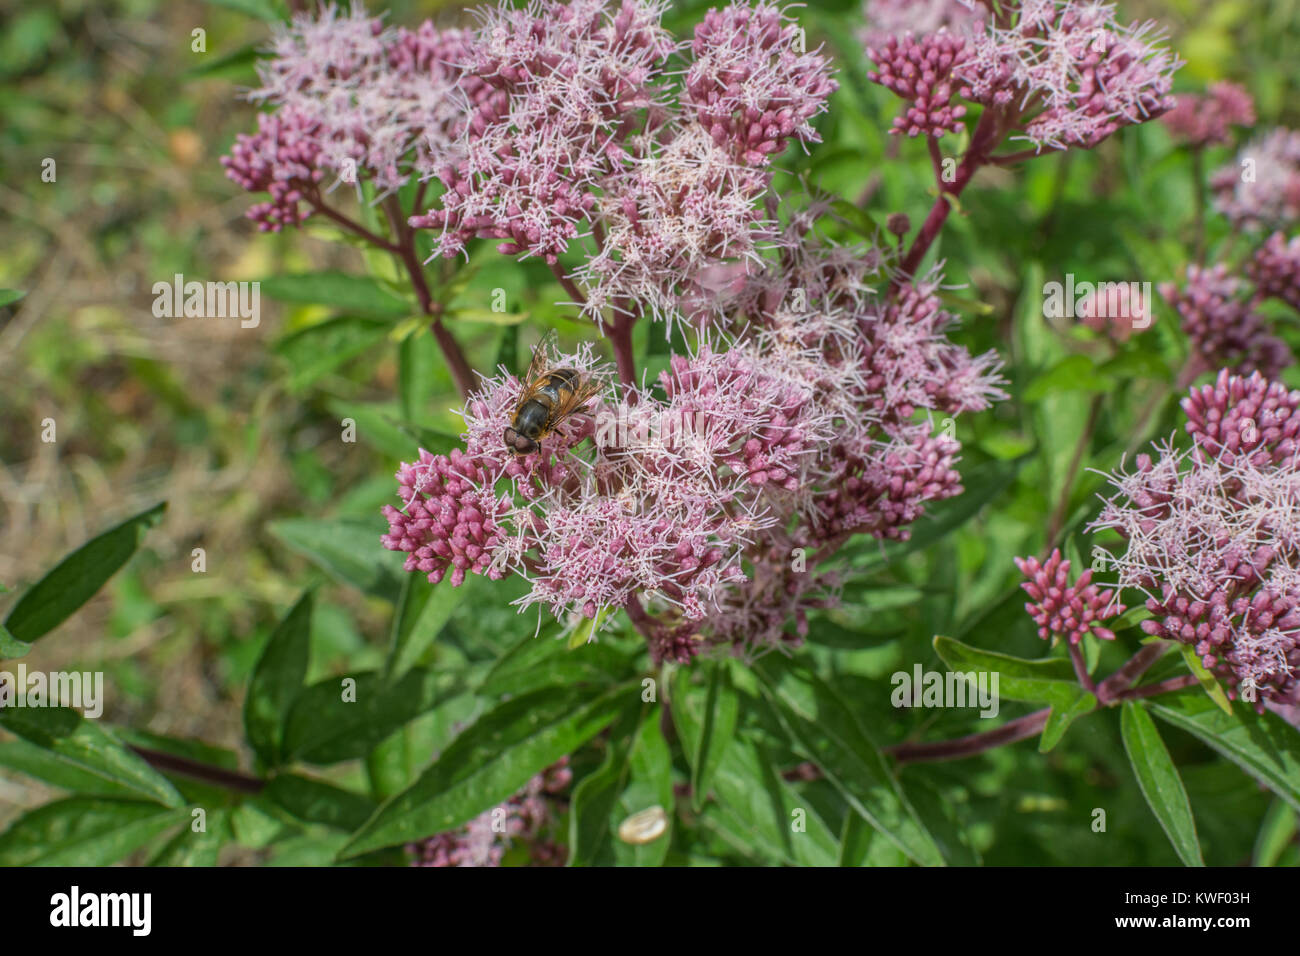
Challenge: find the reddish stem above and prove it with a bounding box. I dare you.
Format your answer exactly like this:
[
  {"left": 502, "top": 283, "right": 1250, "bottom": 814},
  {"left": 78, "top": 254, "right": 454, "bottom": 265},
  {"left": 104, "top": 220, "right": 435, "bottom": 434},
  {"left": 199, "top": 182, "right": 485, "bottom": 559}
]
[{"left": 886, "top": 708, "right": 1051, "bottom": 765}]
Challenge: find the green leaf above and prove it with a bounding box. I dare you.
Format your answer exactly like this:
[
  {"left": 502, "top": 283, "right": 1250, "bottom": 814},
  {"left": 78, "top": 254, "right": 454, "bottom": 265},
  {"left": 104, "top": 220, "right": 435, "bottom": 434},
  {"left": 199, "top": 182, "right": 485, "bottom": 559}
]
[
  {"left": 1175, "top": 642, "right": 1234, "bottom": 716},
  {"left": 282, "top": 669, "right": 442, "bottom": 765},
  {"left": 676, "top": 661, "right": 739, "bottom": 811},
  {"left": 933, "top": 635, "right": 1082, "bottom": 706},
  {"left": 270, "top": 518, "right": 404, "bottom": 603},
  {"left": 399, "top": 330, "right": 441, "bottom": 423},
  {"left": 839, "top": 810, "right": 909, "bottom": 866},
  {"left": 383, "top": 574, "right": 467, "bottom": 680},
  {"left": 244, "top": 591, "right": 313, "bottom": 768},
  {"left": 567, "top": 607, "right": 607, "bottom": 649},
  {"left": 184, "top": 43, "right": 259, "bottom": 80},
  {"left": 751, "top": 657, "right": 944, "bottom": 866},
  {"left": 0, "top": 623, "right": 31, "bottom": 659},
  {"left": 829, "top": 199, "right": 880, "bottom": 239},
  {"left": 449, "top": 307, "right": 531, "bottom": 325},
  {"left": 264, "top": 775, "right": 377, "bottom": 831},
  {"left": 1150, "top": 692, "right": 1300, "bottom": 812},
  {"left": 324, "top": 399, "right": 456, "bottom": 463},
  {"left": 702, "top": 733, "right": 839, "bottom": 866},
  {"left": 148, "top": 810, "right": 229, "bottom": 866},
  {"left": 479, "top": 632, "right": 634, "bottom": 699},
  {"left": 259, "top": 272, "right": 410, "bottom": 317},
  {"left": 0, "top": 798, "right": 186, "bottom": 866},
  {"left": 3, "top": 502, "right": 165, "bottom": 643},
  {"left": 1039, "top": 690, "right": 1097, "bottom": 752},
  {"left": 1252, "top": 798, "right": 1298, "bottom": 867},
  {"left": 1023, "top": 354, "right": 1113, "bottom": 401},
  {"left": 0, "top": 707, "right": 182, "bottom": 806},
  {"left": 1121, "top": 701, "right": 1204, "bottom": 866},
  {"left": 274, "top": 316, "right": 390, "bottom": 392},
  {"left": 0, "top": 289, "right": 26, "bottom": 308},
  {"left": 339, "top": 682, "right": 634, "bottom": 859},
  {"left": 568, "top": 709, "right": 641, "bottom": 867},
  {"left": 613, "top": 711, "right": 675, "bottom": 867}
]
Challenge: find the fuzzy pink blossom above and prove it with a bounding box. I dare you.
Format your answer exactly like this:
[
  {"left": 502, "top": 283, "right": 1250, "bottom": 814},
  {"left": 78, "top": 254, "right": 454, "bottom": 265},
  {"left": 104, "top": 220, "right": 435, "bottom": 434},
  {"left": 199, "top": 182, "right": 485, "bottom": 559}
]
[
  {"left": 860, "top": 0, "right": 983, "bottom": 45},
  {"left": 1089, "top": 402, "right": 1300, "bottom": 708},
  {"left": 1211, "top": 129, "right": 1300, "bottom": 230},
  {"left": 1159, "top": 264, "right": 1290, "bottom": 379},
  {"left": 410, "top": 0, "right": 676, "bottom": 264},
  {"left": 1077, "top": 282, "right": 1153, "bottom": 341},
  {"left": 221, "top": 3, "right": 474, "bottom": 226},
  {"left": 685, "top": 1, "right": 837, "bottom": 166},
  {"left": 1161, "top": 81, "right": 1255, "bottom": 148},
  {"left": 1247, "top": 231, "right": 1300, "bottom": 312},
  {"left": 1014, "top": 549, "right": 1125, "bottom": 644},
  {"left": 954, "top": 0, "right": 1180, "bottom": 152}
]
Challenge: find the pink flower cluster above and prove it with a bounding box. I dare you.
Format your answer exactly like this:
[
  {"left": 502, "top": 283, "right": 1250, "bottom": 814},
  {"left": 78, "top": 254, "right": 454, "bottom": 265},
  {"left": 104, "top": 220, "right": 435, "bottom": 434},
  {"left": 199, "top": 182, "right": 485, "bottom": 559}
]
[
  {"left": 221, "top": 2, "right": 473, "bottom": 230},
  {"left": 1248, "top": 231, "right": 1300, "bottom": 312},
  {"left": 865, "top": 0, "right": 1180, "bottom": 150},
  {"left": 1159, "top": 264, "right": 1290, "bottom": 381},
  {"left": 686, "top": 2, "right": 838, "bottom": 165},
  {"left": 1161, "top": 81, "right": 1255, "bottom": 148},
  {"left": 409, "top": 760, "right": 572, "bottom": 867},
  {"left": 1014, "top": 549, "right": 1125, "bottom": 645},
  {"left": 383, "top": 219, "right": 1004, "bottom": 657},
  {"left": 1090, "top": 370, "right": 1300, "bottom": 707},
  {"left": 411, "top": 0, "right": 836, "bottom": 328},
  {"left": 1211, "top": 128, "right": 1300, "bottom": 230},
  {"left": 860, "top": 0, "right": 982, "bottom": 46}
]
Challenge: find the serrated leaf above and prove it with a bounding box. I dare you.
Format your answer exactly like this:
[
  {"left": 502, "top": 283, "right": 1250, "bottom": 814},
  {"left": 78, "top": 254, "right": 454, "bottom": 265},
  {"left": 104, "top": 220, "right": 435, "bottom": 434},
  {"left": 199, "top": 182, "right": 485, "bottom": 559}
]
[
  {"left": 4, "top": 502, "right": 165, "bottom": 643},
  {"left": 568, "top": 708, "right": 641, "bottom": 867},
  {"left": 1121, "top": 701, "right": 1204, "bottom": 866},
  {"left": 244, "top": 591, "right": 313, "bottom": 768},
  {"left": 1150, "top": 693, "right": 1300, "bottom": 812},
  {"left": 0, "top": 707, "right": 182, "bottom": 806},
  {"left": 751, "top": 657, "right": 944, "bottom": 866},
  {"left": 0, "top": 798, "right": 186, "bottom": 866},
  {"left": 282, "top": 669, "right": 442, "bottom": 765},
  {"left": 148, "top": 810, "right": 229, "bottom": 866},
  {"left": 264, "top": 775, "right": 377, "bottom": 831},
  {"left": 338, "top": 682, "right": 635, "bottom": 859}
]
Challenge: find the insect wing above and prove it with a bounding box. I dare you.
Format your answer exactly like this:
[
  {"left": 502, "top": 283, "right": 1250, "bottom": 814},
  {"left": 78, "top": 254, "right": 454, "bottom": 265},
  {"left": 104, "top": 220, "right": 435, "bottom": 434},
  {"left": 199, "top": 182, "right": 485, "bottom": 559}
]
[{"left": 513, "top": 328, "right": 561, "bottom": 418}]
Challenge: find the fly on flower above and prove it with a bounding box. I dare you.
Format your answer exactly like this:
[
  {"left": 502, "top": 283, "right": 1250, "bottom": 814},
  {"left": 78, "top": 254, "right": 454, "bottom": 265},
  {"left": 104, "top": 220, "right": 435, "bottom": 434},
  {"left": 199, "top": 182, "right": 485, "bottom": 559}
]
[{"left": 504, "top": 329, "right": 603, "bottom": 456}]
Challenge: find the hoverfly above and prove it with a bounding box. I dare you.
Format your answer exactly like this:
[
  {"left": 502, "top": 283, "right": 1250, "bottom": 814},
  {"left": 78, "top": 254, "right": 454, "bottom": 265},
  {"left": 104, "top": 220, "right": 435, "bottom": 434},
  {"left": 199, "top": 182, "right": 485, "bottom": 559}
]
[{"left": 503, "top": 328, "right": 602, "bottom": 456}]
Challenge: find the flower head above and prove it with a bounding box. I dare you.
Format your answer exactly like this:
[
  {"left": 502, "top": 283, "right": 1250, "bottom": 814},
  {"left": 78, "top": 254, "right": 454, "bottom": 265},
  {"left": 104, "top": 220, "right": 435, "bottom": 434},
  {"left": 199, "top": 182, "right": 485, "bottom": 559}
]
[
  {"left": 1159, "top": 264, "right": 1290, "bottom": 380},
  {"left": 1161, "top": 81, "right": 1255, "bottom": 148},
  {"left": 1211, "top": 128, "right": 1300, "bottom": 231},
  {"left": 1014, "top": 548, "right": 1125, "bottom": 644}
]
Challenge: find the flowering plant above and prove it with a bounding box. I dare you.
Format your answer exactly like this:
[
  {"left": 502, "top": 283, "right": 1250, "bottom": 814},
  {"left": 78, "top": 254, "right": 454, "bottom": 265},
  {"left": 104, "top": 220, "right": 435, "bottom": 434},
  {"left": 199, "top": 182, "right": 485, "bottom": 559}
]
[{"left": 2, "top": 0, "right": 1299, "bottom": 873}]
